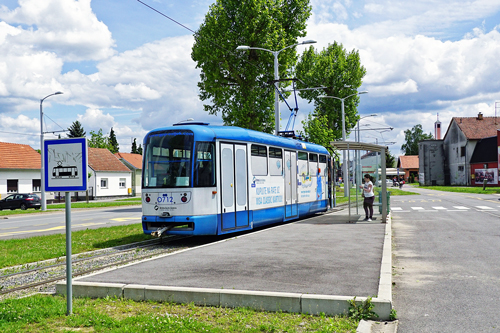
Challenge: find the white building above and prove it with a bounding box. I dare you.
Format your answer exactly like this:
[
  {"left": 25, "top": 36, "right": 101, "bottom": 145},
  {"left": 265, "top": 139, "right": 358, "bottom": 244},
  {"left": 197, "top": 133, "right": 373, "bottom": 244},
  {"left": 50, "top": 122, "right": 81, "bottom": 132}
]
[{"left": 87, "top": 148, "right": 132, "bottom": 198}]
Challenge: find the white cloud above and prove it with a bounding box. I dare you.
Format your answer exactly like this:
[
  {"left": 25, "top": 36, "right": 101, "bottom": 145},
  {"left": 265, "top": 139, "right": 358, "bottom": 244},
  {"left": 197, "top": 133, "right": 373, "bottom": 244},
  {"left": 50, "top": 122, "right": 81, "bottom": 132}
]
[
  {"left": 0, "top": 0, "right": 115, "bottom": 62},
  {"left": 77, "top": 108, "right": 115, "bottom": 131}
]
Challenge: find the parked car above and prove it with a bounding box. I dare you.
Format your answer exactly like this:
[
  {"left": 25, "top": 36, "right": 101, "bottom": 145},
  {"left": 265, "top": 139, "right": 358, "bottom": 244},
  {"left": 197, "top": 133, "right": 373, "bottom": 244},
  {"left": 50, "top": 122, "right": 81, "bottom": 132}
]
[
  {"left": 0, "top": 193, "right": 41, "bottom": 210},
  {"left": 377, "top": 179, "right": 394, "bottom": 187}
]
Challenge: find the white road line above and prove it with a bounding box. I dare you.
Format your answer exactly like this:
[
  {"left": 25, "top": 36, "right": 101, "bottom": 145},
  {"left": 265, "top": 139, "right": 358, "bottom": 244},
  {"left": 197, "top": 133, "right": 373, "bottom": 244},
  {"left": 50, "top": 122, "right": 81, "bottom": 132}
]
[
  {"left": 391, "top": 207, "right": 403, "bottom": 211},
  {"left": 411, "top": 207, "right": 424, "bottom": 210},
  {"left": 432, "top": 207, "right": 447, "bottom": 210},
  {"left": 453, "top": 206, "right": 469, "bottom": 210},
  {"left": 476, "top": 206, "right": 494, "bottom": 210}
]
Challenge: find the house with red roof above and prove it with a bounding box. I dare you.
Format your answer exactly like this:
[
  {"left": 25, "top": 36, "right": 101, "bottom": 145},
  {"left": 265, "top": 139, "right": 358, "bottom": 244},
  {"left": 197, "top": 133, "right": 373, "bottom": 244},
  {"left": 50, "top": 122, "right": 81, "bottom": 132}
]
[
  {"left": 397, "top": 155, "right": 419, "bottom": 183},
  {"left": 419, "top": 112, "right": 500, "bottom": 186},
  {"left": 115, "top": 152, "right": 142, "bottom": 196},
  {"left": 88, "top": 148, "right": 132, "bottom": 197},
  {"left": 0, "top": 142, "right": 42, "bottom": 197}
]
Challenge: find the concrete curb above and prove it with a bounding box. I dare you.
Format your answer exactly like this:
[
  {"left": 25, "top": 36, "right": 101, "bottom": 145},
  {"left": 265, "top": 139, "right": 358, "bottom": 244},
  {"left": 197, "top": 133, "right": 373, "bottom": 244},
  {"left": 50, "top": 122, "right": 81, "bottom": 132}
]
[{"left": 55, "top": 282, "right": 392, "bottom": 319}]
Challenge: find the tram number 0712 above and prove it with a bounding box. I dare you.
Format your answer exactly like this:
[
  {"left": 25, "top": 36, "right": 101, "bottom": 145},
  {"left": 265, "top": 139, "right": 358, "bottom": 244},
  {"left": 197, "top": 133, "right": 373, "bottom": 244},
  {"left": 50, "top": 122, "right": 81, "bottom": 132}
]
[{"left": 157, "top": 195, "right": 173, "bottom": 204}]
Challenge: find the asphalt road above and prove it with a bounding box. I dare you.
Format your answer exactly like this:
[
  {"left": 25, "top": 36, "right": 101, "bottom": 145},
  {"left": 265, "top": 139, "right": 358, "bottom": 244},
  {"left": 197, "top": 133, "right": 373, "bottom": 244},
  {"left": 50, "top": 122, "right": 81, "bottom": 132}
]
[
  {"left": 392, "top": 186, "right": 500, "bottom": 332},
  {"left": 0, "top": 206, "right": 142, "bottom": 239}
]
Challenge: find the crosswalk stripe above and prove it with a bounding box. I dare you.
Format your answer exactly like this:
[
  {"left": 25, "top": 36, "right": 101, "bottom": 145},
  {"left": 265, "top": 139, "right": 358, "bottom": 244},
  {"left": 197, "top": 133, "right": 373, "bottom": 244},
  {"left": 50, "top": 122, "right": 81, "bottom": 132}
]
[
  {"left": 392, "top": 207, "right": 403, "bottom": 211},
  {"left": 432, "top": 207, "right": 447, "bottom": 210},
  {"left": 476, "top": 206, "right": 494, "bottom": 210},
  {"left": 411, "top": 207, "right": 424, "bottom": 210},
  {"left": 453, "top": 206, "right": 469, "bottom": 210}
]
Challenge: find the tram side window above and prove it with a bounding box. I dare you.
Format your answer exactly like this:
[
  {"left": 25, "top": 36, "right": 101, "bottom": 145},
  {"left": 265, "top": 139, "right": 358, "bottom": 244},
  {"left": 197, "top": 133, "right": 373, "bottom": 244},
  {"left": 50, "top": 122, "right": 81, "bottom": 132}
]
[
  {"left": 319, "top": 155, "right": 327, "bottom": 176},
  {"left": 269, "top": 147, "right": 283, "bottom": 176},
  {"left": 251, "top": 144, "right": 268, "bottom": 176},
  {"left": 194, "top": 142, "right": 215, "bottom": 187},
  {"left": 309, "top": 154, "right": 318, "bottom": 176},
  {"left": 298, "top": 151, "right": 308, "bottom": 177}
]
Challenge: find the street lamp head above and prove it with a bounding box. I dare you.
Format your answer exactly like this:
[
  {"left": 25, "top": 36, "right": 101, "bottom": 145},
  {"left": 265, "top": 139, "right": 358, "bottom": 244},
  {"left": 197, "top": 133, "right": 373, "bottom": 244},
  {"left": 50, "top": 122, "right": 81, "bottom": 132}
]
[
  {"left": 300, "top": 40, "right": 316, "bottom": 45},
  {"left": 236, "top": 45, "right": 250, "bottom": 50},
  {"left": 358, "top": 91, "right": 368, "bottom": 95},
  {"left": 54, "top": 91, "right": 63, "bottom": 95}
]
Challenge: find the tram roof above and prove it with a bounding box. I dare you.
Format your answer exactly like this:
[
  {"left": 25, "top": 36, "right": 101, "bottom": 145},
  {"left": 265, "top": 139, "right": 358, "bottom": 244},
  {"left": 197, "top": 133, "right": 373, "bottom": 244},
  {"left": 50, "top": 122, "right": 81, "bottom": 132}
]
[{"left": 146, "top": 124, "right": 330, "bottom": 155}]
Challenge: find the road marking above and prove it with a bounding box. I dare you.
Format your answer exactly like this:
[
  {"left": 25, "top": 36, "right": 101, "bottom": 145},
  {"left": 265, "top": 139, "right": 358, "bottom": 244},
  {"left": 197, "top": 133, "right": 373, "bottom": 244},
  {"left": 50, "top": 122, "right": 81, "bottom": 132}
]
[
  {"left": 110, "top": 217, "right": 141, "bottom": 222},
  {"left": 411, "top": 207, "right": 424, "bottom": 210},
  {"left": 432, "top": 207, "right": 447, "bottom": 210},
  {"left": 476, "top": 206, "right": 494, "bottom": 210},
  {"left": 453, "top": 206, "right": 469, "bottom": 210},
  {"left": 392, "top": 207, "right": 403, "bottom": 211},
  {"left": 0, "top": 222, "right": 106, "bottom": 238}
]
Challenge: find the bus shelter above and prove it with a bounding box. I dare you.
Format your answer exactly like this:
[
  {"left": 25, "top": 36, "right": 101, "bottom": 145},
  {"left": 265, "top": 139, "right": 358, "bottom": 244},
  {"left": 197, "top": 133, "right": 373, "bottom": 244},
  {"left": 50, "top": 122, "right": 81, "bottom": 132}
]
[{"left": 330, "top": 141, "right": 388, "bottom": 223}]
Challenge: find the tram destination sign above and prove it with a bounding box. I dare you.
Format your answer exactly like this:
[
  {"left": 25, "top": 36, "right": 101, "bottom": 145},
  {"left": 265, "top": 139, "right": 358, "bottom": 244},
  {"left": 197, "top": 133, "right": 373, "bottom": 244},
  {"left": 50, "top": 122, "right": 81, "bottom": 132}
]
[{"left": 44, "top": 138, "right": 88, "bottom": 191}]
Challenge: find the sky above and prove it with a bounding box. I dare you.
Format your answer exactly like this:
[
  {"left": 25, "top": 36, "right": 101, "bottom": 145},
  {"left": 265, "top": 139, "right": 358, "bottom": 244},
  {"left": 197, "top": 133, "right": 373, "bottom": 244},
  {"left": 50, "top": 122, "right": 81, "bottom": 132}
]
[{"left": 1, "top": 0, "right": 500, "bottom": 158}]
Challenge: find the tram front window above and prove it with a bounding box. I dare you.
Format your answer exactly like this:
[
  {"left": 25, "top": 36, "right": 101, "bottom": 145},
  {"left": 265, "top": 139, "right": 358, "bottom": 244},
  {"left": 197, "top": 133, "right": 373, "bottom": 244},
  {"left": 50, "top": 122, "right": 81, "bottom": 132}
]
[{"left": 143, "top": 131, "right": 193, "bottom": 188}]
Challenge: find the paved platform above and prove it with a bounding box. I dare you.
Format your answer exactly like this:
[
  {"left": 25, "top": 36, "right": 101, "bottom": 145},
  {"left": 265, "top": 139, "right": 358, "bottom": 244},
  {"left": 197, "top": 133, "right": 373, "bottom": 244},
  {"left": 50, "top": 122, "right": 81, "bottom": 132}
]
[{"left": 57, "top": 210, "right": 393, "bottom": 320}]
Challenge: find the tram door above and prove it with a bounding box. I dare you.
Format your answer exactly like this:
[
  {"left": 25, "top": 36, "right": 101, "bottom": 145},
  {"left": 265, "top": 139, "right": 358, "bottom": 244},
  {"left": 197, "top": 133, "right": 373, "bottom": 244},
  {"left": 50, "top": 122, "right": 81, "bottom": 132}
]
[
  {"left": 284, "top": 151, "right": 298, "bottom": 218},
  {"left": 220, "top": 143, "right": 249, "bottom": 231}
]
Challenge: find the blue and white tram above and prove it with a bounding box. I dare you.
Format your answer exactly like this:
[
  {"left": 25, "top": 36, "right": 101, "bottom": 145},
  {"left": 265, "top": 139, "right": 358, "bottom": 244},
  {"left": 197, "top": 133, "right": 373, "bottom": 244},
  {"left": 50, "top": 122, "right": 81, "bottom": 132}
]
[{"left": 141, "top": 122, "right": 331, "bottom": 236}]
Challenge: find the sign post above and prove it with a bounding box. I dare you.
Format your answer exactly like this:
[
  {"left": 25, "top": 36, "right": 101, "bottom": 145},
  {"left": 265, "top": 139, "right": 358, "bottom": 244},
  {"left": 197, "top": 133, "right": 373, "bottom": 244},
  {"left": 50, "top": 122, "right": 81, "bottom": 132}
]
[{"left": 44, "top": 138, "right": 87, "bottom": 315}]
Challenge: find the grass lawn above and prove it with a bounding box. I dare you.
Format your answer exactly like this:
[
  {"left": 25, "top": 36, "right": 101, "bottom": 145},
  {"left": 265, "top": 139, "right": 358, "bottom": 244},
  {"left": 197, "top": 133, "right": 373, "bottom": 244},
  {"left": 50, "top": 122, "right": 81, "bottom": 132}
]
[
  {"left": 0, "top": 295, "right": 358, "bottom": 333},
  {"left": 334, "top": 185, "right": 418, "bottom": 204},
  {"left": 0, "top": 224, "right": 150, "bottom": 269},
  {"left": 416, "top": 185, "right": 500, "bottom": 194}
]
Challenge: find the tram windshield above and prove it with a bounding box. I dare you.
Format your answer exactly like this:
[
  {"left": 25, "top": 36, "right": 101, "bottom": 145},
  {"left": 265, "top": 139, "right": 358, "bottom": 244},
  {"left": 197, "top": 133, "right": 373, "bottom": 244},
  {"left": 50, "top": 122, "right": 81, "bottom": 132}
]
[{"left": 143, "top": 131, "right": 194, "bottom": 188}]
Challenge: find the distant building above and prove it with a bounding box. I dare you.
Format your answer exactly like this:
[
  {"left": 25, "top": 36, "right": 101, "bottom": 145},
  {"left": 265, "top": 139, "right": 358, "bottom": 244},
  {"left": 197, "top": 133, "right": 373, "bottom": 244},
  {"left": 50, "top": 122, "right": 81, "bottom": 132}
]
[
  {"left": 0, "top": 142, "right": 41, "bottom": 197},
  {"left": 419, "top": 113, "right": 500, "bottom": 186},
  {"left": 397, "top": 155, "right": 419, "bottom": 182},
  {"left": 88, "top": 148, "right": 132, "bottom": 197},
  {"left": 115, "top": 152, "right": 142, "bottom": 196}
]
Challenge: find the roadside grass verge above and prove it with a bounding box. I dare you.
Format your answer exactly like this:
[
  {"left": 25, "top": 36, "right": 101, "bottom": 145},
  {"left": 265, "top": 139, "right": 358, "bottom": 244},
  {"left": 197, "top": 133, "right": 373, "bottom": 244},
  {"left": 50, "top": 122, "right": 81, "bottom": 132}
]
[
  {"left": 0, "top": 295, "right": 358, "bottom": 333},
  {"left": 335, "top": 186, "right": 418, "bottom": 204},
  {"left": 417, "top": 185, "right": 500, "bottom": 194},
  {"left": 0, "top": 198, "right": 141, "bottom": 216},
  {"left": 0, "top": 224, "right": 150, "bottom": 269}
]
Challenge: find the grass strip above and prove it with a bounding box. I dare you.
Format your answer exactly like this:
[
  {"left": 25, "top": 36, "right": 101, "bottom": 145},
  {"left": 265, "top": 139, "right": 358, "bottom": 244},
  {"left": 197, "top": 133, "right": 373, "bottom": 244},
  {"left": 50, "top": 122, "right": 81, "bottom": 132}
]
[
  {"left": 0, "top": 294, "right": 358, "bottom": 333},
  {"left": 0, "top": 224, "right": 150, "bottom": 269},
  {"left": 417, "top": 185, "right": 500, "bottom": 194}
]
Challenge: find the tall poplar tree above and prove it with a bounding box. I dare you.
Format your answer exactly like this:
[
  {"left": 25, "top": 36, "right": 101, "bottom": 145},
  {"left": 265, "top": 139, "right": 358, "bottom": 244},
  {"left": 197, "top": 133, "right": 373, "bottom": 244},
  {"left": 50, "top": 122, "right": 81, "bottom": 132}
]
[
  {"left": 192, "top": 0, "right": 312, "bottom": 133},
  {"left": 108, "top": 127, "right": 119, "bottom": 154},
  {"left": 296, "top": 42, "right": 366, "bottom": 146}
]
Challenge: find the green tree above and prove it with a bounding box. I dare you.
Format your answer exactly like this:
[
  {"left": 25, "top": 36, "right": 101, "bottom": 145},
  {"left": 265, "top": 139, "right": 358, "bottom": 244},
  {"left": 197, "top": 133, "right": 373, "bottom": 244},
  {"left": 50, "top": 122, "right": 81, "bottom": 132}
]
[
  {"left": 296, "top": 42, "right": 366, "bottom": 146},
  {"left": 191, "top": 0, "right": 312, "bottom": 133},
  {"left": 88, "top": 129, "right": 111, "bottom": 150},
  {"left": 131, "top": 138, "right": 143, "bottom": 155},
  {"left": 67, "top": 120, "right": 86, "bottom": 138},
  {"left": 401, "top": 124, "right": 433, "bottom": 155},
  {"left": 108, "top": 127, "right": 119, "bottom": 153},
  {"left": 131, "top": 138, "right": 138, "bottom": 154},
  {"left": 385, "top": 150, "right": 396, "bottom": 168},
  {"left": 298, "top": 114, "right": 336, "bottom": 155}
]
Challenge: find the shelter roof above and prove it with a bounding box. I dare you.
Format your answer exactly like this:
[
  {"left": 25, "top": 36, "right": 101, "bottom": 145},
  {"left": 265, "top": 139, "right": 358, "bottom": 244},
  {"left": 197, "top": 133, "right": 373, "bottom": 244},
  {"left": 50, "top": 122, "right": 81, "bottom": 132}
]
[
  {"left": 88, "top": 148, "right": 130, "bottom": 172},
  {"left": 449, "top": 116, "right": 500, "bottom": 140},
  {"left": 398, "top": 155, "right": 419, "bottom": 169},
  {"left": 0, "top": 141, "right": 41, "bottom": 169},
  {"left": 115, "top": 152, "right": 142, "bottom": 169}
]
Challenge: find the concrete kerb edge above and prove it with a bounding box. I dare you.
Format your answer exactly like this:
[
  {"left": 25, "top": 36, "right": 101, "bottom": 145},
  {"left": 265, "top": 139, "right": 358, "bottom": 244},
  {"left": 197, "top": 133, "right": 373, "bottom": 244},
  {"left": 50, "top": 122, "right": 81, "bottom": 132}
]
[{"left": 55, "top": 281, "right": 391, "bottom": 320}]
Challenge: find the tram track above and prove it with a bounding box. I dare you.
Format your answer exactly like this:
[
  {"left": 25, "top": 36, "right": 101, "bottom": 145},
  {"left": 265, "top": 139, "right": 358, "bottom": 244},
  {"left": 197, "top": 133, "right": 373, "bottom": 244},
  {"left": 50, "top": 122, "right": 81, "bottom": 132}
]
[{"left": 0, "top": 235, "right": 193, "bottom": 299}]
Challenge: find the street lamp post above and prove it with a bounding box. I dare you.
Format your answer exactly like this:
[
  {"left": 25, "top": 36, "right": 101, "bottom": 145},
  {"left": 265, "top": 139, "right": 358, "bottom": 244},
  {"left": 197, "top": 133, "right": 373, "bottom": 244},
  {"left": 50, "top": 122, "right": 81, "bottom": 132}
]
[
  {"left": 319, "top": 91, "right": 368, "bottom": 197},
  {"left": 356, "top": 114, "right": 377, "bottom": 188},
  {"left": 40, "top": 91, "right": 63, "bottom": 211},
  {"left": 236, "top": 40, "right": 316, "bottom": 136}
]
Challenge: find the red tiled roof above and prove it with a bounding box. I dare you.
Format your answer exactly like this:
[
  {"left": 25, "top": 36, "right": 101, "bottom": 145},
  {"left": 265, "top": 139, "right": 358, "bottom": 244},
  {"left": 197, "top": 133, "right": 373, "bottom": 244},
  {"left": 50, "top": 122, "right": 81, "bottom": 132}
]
[
  {"left": 114, "top": 152, "right": 142, "bottom": 169},
  {"left": 399, "top": 155, "right": 419, "bottom": 169},
  {"left": 0, "top": 141, "right": 41, "bottom": 169},
  {"left": 88, "top": 148, "right": 130, "bottom": 172},
  {"left": 453, "top": 116, "right": 500, "bottom": 140}
]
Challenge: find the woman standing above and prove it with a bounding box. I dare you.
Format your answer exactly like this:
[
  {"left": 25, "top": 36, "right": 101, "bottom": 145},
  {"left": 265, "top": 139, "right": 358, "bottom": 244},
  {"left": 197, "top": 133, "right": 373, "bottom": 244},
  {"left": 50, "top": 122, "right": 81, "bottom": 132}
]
[{"left": 360, "top": 174, "right": 375, "bottom": 221}]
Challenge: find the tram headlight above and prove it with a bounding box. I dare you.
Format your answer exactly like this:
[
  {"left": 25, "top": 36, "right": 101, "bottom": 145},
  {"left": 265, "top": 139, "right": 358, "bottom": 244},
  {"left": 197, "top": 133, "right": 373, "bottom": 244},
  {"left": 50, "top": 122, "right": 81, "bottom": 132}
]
[
  {"left": 181, "top": 195, "right": 187, "bottom": 203},
  {"left": 145, "top": 196, "right": 151, "bottom": 203}
]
